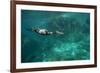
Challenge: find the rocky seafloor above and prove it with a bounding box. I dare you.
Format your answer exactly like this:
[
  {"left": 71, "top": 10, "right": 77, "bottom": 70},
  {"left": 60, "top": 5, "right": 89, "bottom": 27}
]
[{"left": 21, "top": 10, "right": 90, "bottom": 63}]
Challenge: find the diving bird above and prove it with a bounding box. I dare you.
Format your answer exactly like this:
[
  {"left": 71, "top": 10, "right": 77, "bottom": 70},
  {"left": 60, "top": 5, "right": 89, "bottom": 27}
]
[{"left": 30, "top": 28, "right": 64, "bottom": 35}]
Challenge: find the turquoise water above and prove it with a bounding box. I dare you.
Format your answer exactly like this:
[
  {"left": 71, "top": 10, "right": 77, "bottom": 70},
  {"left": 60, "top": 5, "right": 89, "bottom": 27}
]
[{"left": 21, "top": 10, "right": 90, "bottom": 63}]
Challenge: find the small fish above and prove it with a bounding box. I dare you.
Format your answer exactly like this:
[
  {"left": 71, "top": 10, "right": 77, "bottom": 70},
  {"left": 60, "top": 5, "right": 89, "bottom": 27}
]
[{"left": 55, "top": 31, "right": 64, "bottom": 35}]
